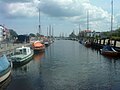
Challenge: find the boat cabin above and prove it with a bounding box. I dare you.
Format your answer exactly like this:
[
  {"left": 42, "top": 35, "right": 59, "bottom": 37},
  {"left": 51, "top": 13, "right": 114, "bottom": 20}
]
[{"left": 15, "top": 46, "right": 31, "bottom": 55}]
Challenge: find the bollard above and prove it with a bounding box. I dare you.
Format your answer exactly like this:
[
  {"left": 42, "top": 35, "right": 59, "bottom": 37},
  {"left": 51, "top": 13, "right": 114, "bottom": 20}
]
[
  {"left": 114, "top": 40, "right": 116, "bottom": 48},
  {"left": 103, "top": 39, "right": 105, "bottom": 45}
]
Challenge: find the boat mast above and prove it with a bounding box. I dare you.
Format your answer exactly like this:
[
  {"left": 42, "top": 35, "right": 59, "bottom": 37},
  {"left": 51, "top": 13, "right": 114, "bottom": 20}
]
[
  {"left": 52, "top": 26, "right": 54, "bottom": 38},
  {"left": 79, "top": 24, "right": 81, "bottom": 39},
  {"left": 47, "top": 26, "right": 48, "bottom": 38},
  {"left": 49, "top": 25, "right": 51, "bottom": 38},
  {"left": 111, "top": 0, "right": 114, "bottom": 38},
  {"left": 38, "top": 0, "right": 41, "bottom": 36},
  {"left": 79, "top": 24, "right": 81, "bottom": 33},
  {"left": 87, "top": 10, "right": 89, "bottom": 31}
]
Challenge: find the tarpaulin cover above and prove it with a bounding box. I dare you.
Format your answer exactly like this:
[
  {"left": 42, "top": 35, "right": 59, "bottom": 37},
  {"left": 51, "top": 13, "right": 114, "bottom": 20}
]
[
  {"left": 0, "top": 55, "right": 10, "bottom": 72},
  {"left": 34, "top": 41, "right": 43, "bottom": 47}
]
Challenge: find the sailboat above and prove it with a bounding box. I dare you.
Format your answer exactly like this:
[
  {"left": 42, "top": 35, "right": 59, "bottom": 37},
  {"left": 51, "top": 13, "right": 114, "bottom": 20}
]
[
  {"left": 84, "top": 10, "right": 91, "bottom": 47},
  {"left": 32, "top": 0, "right": 45, "bottom": 53},
  {"left": 100, "top": 0, "right": 118, "bottom": 57}
]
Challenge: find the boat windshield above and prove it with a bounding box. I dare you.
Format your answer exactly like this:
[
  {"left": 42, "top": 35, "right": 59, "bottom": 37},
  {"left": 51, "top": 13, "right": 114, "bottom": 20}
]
[
  {"left": 23, "top": 49, "right": 27, "bottom": 55},
  {"left": 14, "top": 50, "right": 23, "bottom": 55},
  {"left": 14, "top": 48, "right": 27, "bottom": 55}
]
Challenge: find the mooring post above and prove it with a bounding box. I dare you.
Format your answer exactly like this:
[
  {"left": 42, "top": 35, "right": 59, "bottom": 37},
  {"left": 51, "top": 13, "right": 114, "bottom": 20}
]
[
  {"left": 103, "top": 39, "right": 105, "bottom": 45},
  {"left": 108, "top": 39, "right": 110, "bottom": 45},
  {"left": 114, "top": 40, "right": 116, "bottom": 48},
  {"left": 97, "top": 39, "right": 98, "bottom": 44},
  {"left": 99, "top": 39, "right": 101, "bottom": 45}
]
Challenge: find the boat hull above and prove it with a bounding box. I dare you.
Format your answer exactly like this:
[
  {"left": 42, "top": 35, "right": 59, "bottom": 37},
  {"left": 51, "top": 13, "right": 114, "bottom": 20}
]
[
  {"left": 34, "top": 49, "right": 45, "bottom": 54},
  {"left": 44, "top": 43, "right": 49, "bottom": 47},
  {"left": 0, "top": 62, "right": 12, "bottom": 83},
  {"left": 85, "top": 43, "right": 91, "bottom": 48},
  {"left": 0, "top": 74, "right": 11, "bottom": 89},
  {"left": 33, "top": 46, "right": 45, "bottom": 54},
  {"left": 0, "top": 69, "right": 11, "bottom": 83},
  {"left": 100, "top": 49, "right": 118, "bottom": 57},
  {"left": 12, "top": 53, "right": 33, "bottom": 67}
]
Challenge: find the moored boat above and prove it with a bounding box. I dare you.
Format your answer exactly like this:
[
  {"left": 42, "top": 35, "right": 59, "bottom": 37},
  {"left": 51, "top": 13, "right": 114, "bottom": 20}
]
[
  {"left": 44, "top": 39, "right": 50, "bottom": 47},
  {"left": 10, "top": 46, "right": 33, "bottom": 66},
  {"left": 32, "top": 41, "right": 45, "bottom": 53},
  {"left": 0, "top": 55, "right": 12, "bottom": 83},
  {"left": 100, "top": 45, "right": 118, "bottom": 57},
  {"left": 44, "top": 41, "right": 49, "bottom": 47},
  {"left": 84, "top": 41, "right": 91, "bottom": 48}
]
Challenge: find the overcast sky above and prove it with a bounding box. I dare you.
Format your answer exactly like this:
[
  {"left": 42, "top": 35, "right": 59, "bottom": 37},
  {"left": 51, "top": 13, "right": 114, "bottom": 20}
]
[{"left": 0, "top": 0, "right": 120, "bottom": 36}]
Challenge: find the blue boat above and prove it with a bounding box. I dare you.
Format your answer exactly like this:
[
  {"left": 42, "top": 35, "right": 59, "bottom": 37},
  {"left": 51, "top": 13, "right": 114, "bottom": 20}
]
[
  {"left": 100, "top": 45, "right": 118, "bottom": 57},
  {"left": 0, "top": 55, "right": 12, "bottom": 83}
]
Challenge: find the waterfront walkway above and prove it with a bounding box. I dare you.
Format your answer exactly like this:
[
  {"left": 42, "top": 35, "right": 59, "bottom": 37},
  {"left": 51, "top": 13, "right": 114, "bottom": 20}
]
[{"left": 0, "top": 43, "right": 31, "bottom": 55}]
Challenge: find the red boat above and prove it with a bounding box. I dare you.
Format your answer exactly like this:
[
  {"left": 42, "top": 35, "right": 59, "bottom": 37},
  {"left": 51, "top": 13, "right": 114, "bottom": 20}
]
[{"left": 32, "top": 41, "right": 45, "bottom": 53}]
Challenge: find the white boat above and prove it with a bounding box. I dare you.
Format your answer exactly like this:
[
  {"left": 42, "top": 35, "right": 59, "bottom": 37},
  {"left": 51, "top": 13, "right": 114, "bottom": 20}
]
[
  {"left": 44, "top": 39, "right": 50, "bottom": 47},
  {"left": 44, "top": 41, "right": 49, "bottom": 46},
  {"left": 10, "top": 46, "right": 33, "bottom": 65},
  {"left": 0, "top": 55, "right": 12, "bottom": 83}
]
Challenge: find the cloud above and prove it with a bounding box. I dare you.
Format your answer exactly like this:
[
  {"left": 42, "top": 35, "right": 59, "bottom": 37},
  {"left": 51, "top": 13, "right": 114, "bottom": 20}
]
[
  {"left": 39, "top": 0, "right": 112, "bottom": 32},
  {"left": 0, "top": 1, "right": 39, "bottom": 18},
  {"left": 0, "top": 0, "right": 30, "bottom": 3},
  {"left": 7, "top": 2, "right": 38, "bottom": 17},
  {"left": 40, "top": 0, "right": 85, "bottom": 17},
  {"left": 0, "top": 0, "right": 116, "bottom": 32}
]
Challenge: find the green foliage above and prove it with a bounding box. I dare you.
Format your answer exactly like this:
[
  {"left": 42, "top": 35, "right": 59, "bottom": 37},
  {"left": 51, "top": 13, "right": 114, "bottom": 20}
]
[
  {"left": 95, "top": 35, "right": 100, "bottom": 39},
  {"left": 36, "top": 33, "right": 41, "bottom": 37},
  {"left": 29, "top": 33, "right": 36, "bottom": 37},
  {"left": 9, "top": 29, "right": 18, "bottom": 38},
  {"left": 102, "top": 32, "right": 110, "bottom": 36},
  {"left": 115, "top": 27, "right": 120, "bottom": 37},
  {"left": 111, "top": 36, "right": 120, "bottom": 40},
  {"left": 69, "top": 32, "right": 76, "bottom": 38}
]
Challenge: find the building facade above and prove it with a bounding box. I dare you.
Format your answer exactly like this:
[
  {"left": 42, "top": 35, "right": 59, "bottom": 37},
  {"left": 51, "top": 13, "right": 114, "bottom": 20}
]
[{"left": 0, "top": 25, "right": 10, "bottom": 42}]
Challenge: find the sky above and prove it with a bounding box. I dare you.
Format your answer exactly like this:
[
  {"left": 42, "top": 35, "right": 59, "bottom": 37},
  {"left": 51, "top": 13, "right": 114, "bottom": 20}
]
[{"left": 0, "top": 0, "right": 120, "bottom": 36}]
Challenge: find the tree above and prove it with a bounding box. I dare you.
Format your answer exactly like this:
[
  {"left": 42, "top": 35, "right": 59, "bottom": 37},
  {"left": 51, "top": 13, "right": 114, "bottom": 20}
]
[
  {"left": 36, "top": 33, "right": 41, "bottom": 37},
  {"left": 69, "top": 31, "right": 76, "bottom": 38},
  {"left": 116, "top": 28, "right": 120, "bottom": 37},
  {"left": 29, "top": 33, "right": 36, "bottom": 37},
  {"left": 9, "top": 29, "right": 18, "bottom": 38}
]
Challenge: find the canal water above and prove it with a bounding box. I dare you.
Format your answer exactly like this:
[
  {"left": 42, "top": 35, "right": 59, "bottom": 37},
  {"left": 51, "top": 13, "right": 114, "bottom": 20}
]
[{"left": 4, "top": 40, "right": 120, "bottom": 90}]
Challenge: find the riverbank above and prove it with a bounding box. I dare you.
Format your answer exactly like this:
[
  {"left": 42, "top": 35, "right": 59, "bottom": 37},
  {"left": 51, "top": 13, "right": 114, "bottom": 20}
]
[{"left": 0, "top": 43, "right": 31, "bottom": 55}]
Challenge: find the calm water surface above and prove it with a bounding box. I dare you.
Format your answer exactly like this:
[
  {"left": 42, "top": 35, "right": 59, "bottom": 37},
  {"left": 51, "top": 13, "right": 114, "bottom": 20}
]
[{"left": 5, "top": 40, "right": 120, "bottom": 90}]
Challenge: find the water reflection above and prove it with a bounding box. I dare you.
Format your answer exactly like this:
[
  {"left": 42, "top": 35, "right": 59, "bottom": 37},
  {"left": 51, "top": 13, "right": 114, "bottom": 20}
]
[
  {"left": 0, "top": 75, "right": 12, "bottom": 90},
  {"left": 33, "top": 53, "right": 45, "bottom": 61},
  {"left": 13, "top": 65, "right": 28, "bottom": 74}
]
